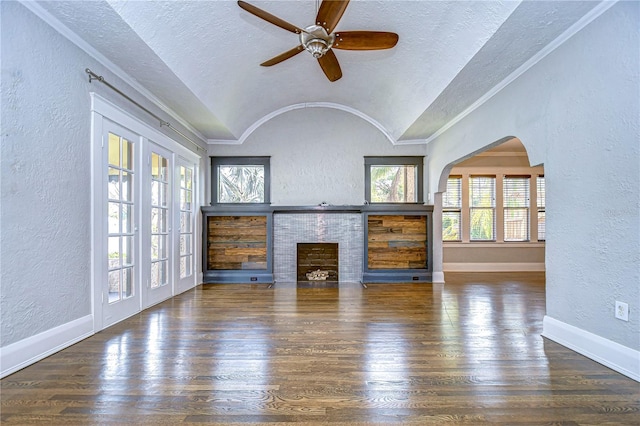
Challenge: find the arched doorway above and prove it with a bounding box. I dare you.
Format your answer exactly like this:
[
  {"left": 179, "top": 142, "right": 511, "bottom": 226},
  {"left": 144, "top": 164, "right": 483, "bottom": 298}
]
[{"left": 436, "top": 137, "right": 545, "bottom": 276}]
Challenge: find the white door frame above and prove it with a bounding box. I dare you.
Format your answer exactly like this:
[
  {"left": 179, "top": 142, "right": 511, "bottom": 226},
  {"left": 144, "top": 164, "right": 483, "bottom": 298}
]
[
  {"left": 142, "top": 141, "right": 174, "bottom": 308},
  {"left": 90, "top": 93, "right": 201, "bottom": 332},
  {"left": 175, "top": 156, "right": 199, "bottom": 294}
]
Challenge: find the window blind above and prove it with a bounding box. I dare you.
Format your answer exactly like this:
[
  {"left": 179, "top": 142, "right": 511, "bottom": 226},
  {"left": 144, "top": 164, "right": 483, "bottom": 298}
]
[
  {"left": 537, "top": 176, "right": 545, "bottom": 240},
  {"left": 469, "top": 176, "right": 496, "bottom": 240},
  {"left": 443, "top": 177, "right": 462, "bottom": 240},
  {"left": 504, "top": 176, "right": 530, "bottom": 241}
]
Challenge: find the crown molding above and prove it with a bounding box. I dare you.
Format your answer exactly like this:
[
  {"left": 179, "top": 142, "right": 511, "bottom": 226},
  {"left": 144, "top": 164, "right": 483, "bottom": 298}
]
[
  {"left": 19, "top": 0, "right": 207, "bottom": 147},
  {"left": 423, "top": 0, "right": 619, "bottom": 145}
]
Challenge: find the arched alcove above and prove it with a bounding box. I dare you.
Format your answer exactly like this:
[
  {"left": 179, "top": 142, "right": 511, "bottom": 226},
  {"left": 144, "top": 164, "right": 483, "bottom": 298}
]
[{"left": 435, "top": 137, "right": 545, "bottom": 275}]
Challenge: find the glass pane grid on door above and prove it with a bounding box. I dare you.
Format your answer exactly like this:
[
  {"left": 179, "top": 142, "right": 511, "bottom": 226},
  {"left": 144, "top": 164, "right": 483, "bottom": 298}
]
[
  {"left": 107, "top": 132, "right": 135, "bottom": 304},
  {"left": 150, "top": 152, "right": 169, "bottom": 289},
  {"left": 179, "top": 166, "right": 194, "bottom": 278}
]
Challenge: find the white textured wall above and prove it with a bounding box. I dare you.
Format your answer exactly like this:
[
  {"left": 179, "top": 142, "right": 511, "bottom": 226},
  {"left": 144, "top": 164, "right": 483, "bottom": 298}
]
[
  {"left": 208, "top": 107, "right": 426, "bottom": 206},
  {"left": 427, "top": 2, "right": 639, "bottom": 350},
  {"left": 0, "top": 2, "right": 204, "bottom": 347}
]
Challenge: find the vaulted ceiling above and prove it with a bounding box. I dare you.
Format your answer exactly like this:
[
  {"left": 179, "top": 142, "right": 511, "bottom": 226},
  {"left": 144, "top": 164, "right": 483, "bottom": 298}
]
[{"left": 35, "top": 0, "right": 599, "bottom": 144}]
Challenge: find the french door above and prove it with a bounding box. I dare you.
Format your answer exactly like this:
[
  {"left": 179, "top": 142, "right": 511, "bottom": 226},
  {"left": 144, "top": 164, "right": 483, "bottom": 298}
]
[
  {"left": 101, "top": 121, "right": 141, "bottom": 328},
  {"left": 92, "top": 94, "right": 201, "bottom": 332},
  {"left": 142, "top": 143, "right": 173, "bottom": 308},
  {"left": 175, "top": 158, "right": 196, "bottom": 293}
]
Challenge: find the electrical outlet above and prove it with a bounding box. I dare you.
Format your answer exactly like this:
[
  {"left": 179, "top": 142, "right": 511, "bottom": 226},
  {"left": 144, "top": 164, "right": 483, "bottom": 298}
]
[{"left": 615, "top": 301, "right": 629, "bottom": 322}]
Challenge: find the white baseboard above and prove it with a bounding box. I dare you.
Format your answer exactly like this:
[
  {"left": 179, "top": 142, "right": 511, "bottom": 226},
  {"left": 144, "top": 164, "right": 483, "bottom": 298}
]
[
  {"left": 444, "top": 262, "right": 545, "bottom": 272},
  {"left": 0, "top": 315, "right": 94, "bottom": 379},
  {"left": 543, "top": 316, "right": 639, "bottom": 382},
  {"left": 432, "top": 271, "right": 445, "bottom": 283}
]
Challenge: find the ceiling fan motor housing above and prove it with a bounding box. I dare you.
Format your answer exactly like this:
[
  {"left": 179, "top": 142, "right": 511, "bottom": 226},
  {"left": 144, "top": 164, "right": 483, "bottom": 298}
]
[{"left": 301, "top": 25, "right": 335, "bottom": 58}]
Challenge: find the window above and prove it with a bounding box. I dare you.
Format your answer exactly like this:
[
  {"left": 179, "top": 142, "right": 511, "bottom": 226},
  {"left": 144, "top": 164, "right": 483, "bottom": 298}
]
[
  {"left": 365, "top": 156, "right": 423, "bottom": 203},
  {"left": 442, "top": 176, "right": 462, "bottom": 240},
  {"left": 503, "top": 176, "right": 530, "bottom": 241},
  {"left": 211, "top": 157, "right": 270, "bottom": 205},
  {"left": 469, "top": 176, "right": 495, "bottom": 240},
  {"left": 537, "top": 176, "right": 545, "bottom": 241}
]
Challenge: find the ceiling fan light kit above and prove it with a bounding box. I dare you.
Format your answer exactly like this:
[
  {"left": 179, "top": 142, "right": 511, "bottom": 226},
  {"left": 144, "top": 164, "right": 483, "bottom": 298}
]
[
  {"left": 301, "top": 25, "right": 335, "bottom": 58},
  {"left": 238, "top": 0, "right": 398, "bottom": 82}
]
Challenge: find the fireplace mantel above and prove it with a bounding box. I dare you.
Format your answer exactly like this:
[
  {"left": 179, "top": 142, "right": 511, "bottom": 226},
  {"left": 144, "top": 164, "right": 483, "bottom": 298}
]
[
  {"left": 204, "top": 204, "right": 430, "bottom": 213},
  {"left": 202, "top": 204, "right": 433, "bottom": 284}
]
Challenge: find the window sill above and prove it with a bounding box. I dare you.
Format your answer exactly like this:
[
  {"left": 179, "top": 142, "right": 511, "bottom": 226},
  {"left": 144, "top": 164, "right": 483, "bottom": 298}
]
[{"left": 443, "top": 241, "right": 545, "bottom": 248}]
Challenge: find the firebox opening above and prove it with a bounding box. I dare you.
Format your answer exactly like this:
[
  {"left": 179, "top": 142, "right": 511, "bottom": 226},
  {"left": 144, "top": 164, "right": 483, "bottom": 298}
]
[{"left": 297, "top": 243, "right": 339, "bottom": 282}]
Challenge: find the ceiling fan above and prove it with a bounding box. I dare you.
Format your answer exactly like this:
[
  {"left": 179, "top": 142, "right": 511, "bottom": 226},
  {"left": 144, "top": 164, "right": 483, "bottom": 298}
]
[{"left": 237, "top": 0, "right": 399, "bottom": 82}]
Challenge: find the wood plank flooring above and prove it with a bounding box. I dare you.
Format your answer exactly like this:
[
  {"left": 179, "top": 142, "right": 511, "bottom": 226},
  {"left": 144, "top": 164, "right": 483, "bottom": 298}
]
[{"left": 2, "top": 273, "right": 638, "bottom": 424}]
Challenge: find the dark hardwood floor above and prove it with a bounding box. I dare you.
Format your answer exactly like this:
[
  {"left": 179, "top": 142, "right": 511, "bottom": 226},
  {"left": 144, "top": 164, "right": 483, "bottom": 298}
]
[{"left": 2, "top": 273, "right": 638, "bottom": 424}]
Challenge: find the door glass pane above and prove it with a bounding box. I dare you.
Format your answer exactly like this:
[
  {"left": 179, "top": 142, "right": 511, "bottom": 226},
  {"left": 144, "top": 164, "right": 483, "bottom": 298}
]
[
  {"left": 108, "top": 133, "right": 120, "bottom": 167},
  {"left": 108, "top": 168, "right": 120, "bottom": 199},
  {"left": 108, "top": 270, "right": 121, "bottom": 303},
  {"left": 159, "top": 183, "right": 168, "bottom": 207},
  {"left": 123, "top": 267, "right": 133, "bottom": 298},
  {"left": 180, "top": 211, "right": 190, "bottom": 233},
  {"left": 105, "top": 130, "right": 135, "bottom": 308},
  {"left": 122, "top": 171, "right": 132, "bottom": 201},
  {"left": 180, "top": 257, "right": 187, "bottom": 278},
  {"left": 151, "top": 236, "right": 159, "bottom": 261},
  {"left": 179, "top": 165, "right": 194, "bottom": 279},
  {"left": 122, "top": 236, "right": 133, "bottom": 266},
  {"left": 108, "top": 202, "right": 120, "bottom": 234},
  {"left": 186, "top": 168, "right": 192, "bottom": 189},
  {"left": 160, "top": 261, "right": 168, "bottom": 286},
  {"left": 159, "top": 235, "right": 167, "bottom": 259},
  {"left": 122, "top": 139, "right": 133, "bottom": 170},
  {"left": 160, "top": 157, "right": 168, "bottom": 182},
  {"left": 121, "top": 204, "right": 132, "bottom": 233},
  {"left": 108, "top": 237, "right": 120, "bottom": 269},
  {"left": 151, "top": 262, "right": 159, "bottom": 288},
  {"left": 151, "top": 181, "right": 160, "bottom": 206},
  {"left": 151, "top": 208, "right": 160, "bottom": 233},
  {"left": 150, "top": 151, "right": 171, "bottom": 291}
]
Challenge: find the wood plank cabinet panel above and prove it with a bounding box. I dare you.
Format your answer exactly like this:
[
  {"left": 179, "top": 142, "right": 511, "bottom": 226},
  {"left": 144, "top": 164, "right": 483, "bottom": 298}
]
[
  {"left": 207, "top": 216, "right": 267, "bottom": 270},
  {"left": 367, "top": 215, "right": 427, "bottom": 269}
]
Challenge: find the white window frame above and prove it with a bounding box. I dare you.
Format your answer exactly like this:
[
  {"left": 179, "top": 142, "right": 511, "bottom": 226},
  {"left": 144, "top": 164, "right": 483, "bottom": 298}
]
[
  {"left": 469, "top": 176, "right": 496, "bottom": 241},
  {"left": 503, "top": 176, "right": 530, "bottom": 242},
  {"left": 442, "top": 176, "right": 462, "bottom": 241}
]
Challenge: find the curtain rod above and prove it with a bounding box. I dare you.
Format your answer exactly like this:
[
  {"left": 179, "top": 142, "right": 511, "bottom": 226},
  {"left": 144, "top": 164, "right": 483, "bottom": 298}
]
[{"left": 85, "top": 68, "right": 204, "bottom": 153}]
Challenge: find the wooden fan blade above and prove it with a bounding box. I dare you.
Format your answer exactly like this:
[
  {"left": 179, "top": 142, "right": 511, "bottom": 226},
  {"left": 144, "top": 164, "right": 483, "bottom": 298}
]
[
  {"left": 333, "top": 31, "right": 399, "bottom": 50},
  {"left": 316, "top": 0, "right": 349, "bottom": 34},
  {"left": 260, "top": 45, "right": 305, "bottom": 66},
  {"left": 317, "top": 49, "right": 342, "bottom": 82},
  {"left": 238, "top": 1, "right": 302, "bottom": 34}
]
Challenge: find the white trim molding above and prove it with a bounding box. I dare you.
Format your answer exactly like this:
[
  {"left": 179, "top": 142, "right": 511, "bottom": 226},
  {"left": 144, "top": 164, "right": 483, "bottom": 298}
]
[
  {"left": 432, "top": 271, "right": 445, "bottom": 283},
  {"left": 543, "top": 316, "right": 640, "bottom": 382},
  {"left": 444, "top": 262, "right": 545, "bottom": 272},
  {"left": 422, "top": 0, "right": 619, "bottom": 145},
  {"left": 208, "top": 102, "right": 401, "bottom": 146},
  {"left": 18, "top": 0, "right": 207, "bottom": 145},
  {"left": 0, "top": 315, "right": 94, "bottom": 379}
]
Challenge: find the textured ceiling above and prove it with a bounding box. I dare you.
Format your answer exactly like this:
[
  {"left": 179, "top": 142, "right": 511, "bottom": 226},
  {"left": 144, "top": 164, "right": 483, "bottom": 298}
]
[{"left": 35, "top": 0, "right": 599, "bottom": 144}]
